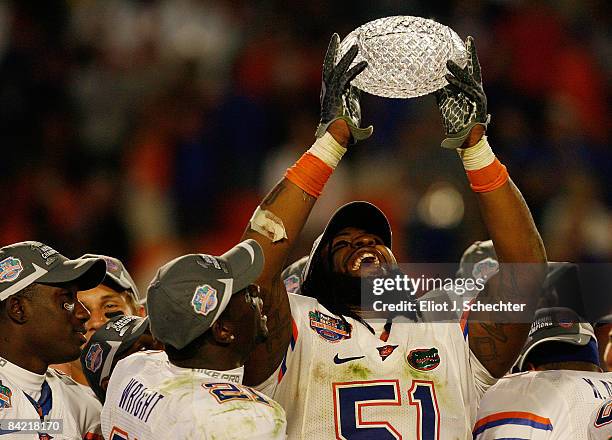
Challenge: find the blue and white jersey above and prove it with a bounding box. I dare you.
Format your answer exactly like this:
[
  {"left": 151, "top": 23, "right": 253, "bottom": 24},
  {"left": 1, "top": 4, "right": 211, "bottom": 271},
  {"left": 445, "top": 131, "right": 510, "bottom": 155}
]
[
  {"left": 256, "top": 292, "right": 496, "bottom": 439},
  {"left": 0, "top": 358, "right": 102, "bottom": 439},
  {"left": 102, "top": 351, "right": 286, "bottom": 440},
  {"left": 475, "top": 370, "right": 612, "bottom": 439}
]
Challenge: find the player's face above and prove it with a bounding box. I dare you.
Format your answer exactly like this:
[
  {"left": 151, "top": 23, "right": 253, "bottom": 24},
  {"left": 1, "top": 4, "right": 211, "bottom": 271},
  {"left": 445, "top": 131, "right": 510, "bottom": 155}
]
[
  {"left": 323, "top": 227, "right": 396, "bottom": 277},
  {"left": 229, "top": 284, "right": 268, "bottom": 347},
  {"left": 78, "top": 285, "right": 139, "bottom": 344},
  {"left": 32, "top": 284, "right": 91, "bottom": 364}
]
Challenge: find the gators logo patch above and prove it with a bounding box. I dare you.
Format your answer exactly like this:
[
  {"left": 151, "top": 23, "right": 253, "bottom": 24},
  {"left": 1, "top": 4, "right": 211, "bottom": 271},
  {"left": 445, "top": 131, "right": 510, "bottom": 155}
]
[
  {"left": 309, "top": 310, "right": 351, "bottom": 342},
  {"left": 0, "top": 381, "right": 11, "bottom": 408},
  {"left": 0, "top": 257, "right": 22, "bottom": 283},
  {"left": 192, "top": 284, "right": 218, "bottom": 316},
  {"left": 377, "top": 344, "right": 398, "bottom": 361},
  {"left": 85, "top": 343, "right": 104, "bottom": 373},
  {"left": 407, "top": 347, "right": 440, "bottom": 371}
]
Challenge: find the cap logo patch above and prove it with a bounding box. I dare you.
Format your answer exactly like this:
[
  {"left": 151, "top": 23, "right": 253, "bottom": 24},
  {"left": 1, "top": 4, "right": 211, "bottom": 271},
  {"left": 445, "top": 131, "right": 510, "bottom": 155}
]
[
  {"left": 85, "top": 343, "right": 104, "bottom": 373},
  {"left": 407, "top": 347, "right": 440, "bottom": 371},
  {"left": 309, "top": 310, "right": 351, "bottom": 342},
  {"left": 192, "top": 284, "right": 218, "bottom": 316},
  {"left": 472, "top": 257, "right": 499, "bottom": 281},
  {"left": 284, "top": 275, "right": 300, "bottom": 294},
  {"left": 0, "top": 380, "right": 12, "bottom": 408},
  {"left": 0, "top": 257, "right": 23, "bottom": 283}
]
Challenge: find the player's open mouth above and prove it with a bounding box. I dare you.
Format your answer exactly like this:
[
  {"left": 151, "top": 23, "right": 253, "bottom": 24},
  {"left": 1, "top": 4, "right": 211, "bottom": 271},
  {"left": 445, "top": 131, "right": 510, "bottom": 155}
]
[{"left": 351, "top": 252, "right": 380, "bottom": 271}]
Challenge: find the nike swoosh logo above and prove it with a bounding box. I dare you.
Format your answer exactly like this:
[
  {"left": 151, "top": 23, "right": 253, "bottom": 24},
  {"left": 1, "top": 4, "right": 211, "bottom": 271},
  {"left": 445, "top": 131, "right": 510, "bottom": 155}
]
[{"left": 334, "top": 354, "right": 365, "bottom": 364}]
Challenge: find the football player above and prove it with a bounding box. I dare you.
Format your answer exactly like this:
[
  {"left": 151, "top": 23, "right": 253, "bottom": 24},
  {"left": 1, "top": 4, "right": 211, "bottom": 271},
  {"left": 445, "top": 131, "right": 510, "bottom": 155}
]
[
  {"left": 100, "top": 240, "right": 287, "bottom": 439},
  {"left": 0, "top": 241, "right": 106, "bottom": 439},
  {"left": 475, "top": 306, "right": 612, "bottom": 439},
  {"left": 239, "top": 35, "right": 546, "bottom": 438}
]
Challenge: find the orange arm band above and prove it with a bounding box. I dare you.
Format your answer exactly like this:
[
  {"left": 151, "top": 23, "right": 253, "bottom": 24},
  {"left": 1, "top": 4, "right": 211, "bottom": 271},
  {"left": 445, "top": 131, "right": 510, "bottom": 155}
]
[
  {"left": 465, "top": 158, "right": 509, "bottom": 192},
  {"left": 285, "top": 152, "right": 333, "bottom": 197}
]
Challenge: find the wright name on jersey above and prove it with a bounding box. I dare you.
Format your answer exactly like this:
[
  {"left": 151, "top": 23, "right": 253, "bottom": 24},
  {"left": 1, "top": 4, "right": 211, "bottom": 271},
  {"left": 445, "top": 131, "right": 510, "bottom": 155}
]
[{"left": 102, "top": 351, "right": 287, "bottom": 440}]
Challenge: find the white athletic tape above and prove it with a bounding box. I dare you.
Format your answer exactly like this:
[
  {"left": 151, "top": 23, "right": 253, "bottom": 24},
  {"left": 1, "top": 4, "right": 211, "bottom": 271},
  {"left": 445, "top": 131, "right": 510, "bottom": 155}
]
[
  {"left": 308, "top": 132, "right": 347, "bottom": 169},
  {"left": 457, "top": 135, "right": 495, "bottom": 171},
  {"left": 249, "top": 207, "right": 288, "bottom": 242}
]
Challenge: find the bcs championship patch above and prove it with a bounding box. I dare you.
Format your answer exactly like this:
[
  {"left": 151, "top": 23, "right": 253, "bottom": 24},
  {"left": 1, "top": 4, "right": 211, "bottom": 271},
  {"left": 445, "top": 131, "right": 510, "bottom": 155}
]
[
  {"left": 0, "top": 257, "right": 22, "bottom": 283},
  {"left": 85, "top": 343, "right": 104, "bottom": 373},
  {"left": 309, "top": 310, "right": 351, "bottom": 342},
  {"left": 192, "top": 284, "right": 218, "bottom": 316},
  {"left": 0, "top": 380, "right": 11, "bottom": 408},
  {"left": 407, "top": 347, "right": 440, "bottom": 371}
]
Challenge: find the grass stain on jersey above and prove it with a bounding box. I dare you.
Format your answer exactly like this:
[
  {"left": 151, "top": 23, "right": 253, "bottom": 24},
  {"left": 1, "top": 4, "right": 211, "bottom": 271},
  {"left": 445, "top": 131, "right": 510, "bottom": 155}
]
[
  {"left": 157, "top": 373, "right": 199, "bottom": 396},
  {"left": 345, "top": 363, "right": 372, "bottom": 380}
]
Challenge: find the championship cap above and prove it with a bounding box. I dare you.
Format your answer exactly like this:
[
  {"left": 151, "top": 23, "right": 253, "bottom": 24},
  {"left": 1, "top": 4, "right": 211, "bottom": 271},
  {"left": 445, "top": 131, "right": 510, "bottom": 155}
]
[
  {"left": 303, "top": 201, "right": 392, "bottom": 282},
  {"left": 514, "top": 307, "right": 596, "bottom": 371},
  {"left": 81, "top": 254, "right": 141, "bottom": 304},
  {"left": 81, "top": 315, "right": 150, "bottom": 403},
  {"left": 146, "top": 239, "right": 264, "bottom": 350},
  {"left": 0, "top": 241, "right": 106, "bottom": 301}
]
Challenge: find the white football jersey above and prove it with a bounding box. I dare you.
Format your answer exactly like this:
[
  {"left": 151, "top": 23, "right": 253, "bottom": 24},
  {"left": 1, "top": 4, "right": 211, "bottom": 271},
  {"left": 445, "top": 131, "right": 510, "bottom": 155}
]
[
  {"left": 256, "top": 293, "right": 496, "bottom": 439},
  {"left": 588, "top": 397, "right": 612, "bottom": 440},
  {"left": 475, "top": 370, "right": 612, "bottom": 439},
  {"left": 0, "top": 358, "right": 102, "bottom": 439},
  {"left": 102, "top": 351, "right": 287, "bottom": 440}
]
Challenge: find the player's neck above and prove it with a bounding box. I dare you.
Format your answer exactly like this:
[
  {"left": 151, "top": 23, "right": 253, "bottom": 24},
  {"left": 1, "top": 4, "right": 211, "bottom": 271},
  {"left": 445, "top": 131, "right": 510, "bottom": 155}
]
[
  {"left": 168, "top": 346, "right": 244, "bottom": 371},
  {"left": 0, "top": 339, "right": 48, "bottom": 375},
  {"left": 536, "top": 361, "right": 602, "bottom": 372}
]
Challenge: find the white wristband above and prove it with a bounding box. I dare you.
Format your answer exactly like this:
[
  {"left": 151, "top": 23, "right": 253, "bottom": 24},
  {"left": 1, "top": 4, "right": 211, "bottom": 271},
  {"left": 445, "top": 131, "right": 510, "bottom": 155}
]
[
  {"left": 308, "top": 132, "right": 347, "bottom": 169},
  {"left": 457, "top": 135, "right": 495, "bottom": 171}
]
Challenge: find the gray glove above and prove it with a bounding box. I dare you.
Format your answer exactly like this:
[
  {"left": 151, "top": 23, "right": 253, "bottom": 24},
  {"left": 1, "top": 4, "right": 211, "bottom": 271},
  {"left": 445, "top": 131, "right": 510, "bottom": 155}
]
[
  {"left": 315, "top": 33, "right": 373, "bottom": 143},
  {"left": 435, "top": 36, "right": 490, "bottom": 149}
]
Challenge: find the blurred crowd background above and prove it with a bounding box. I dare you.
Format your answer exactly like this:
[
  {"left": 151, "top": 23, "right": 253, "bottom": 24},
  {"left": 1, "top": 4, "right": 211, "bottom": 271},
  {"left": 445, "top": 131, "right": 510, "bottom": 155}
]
[{"left": 0, "top": 0, "right": 609, "bottom": 293}]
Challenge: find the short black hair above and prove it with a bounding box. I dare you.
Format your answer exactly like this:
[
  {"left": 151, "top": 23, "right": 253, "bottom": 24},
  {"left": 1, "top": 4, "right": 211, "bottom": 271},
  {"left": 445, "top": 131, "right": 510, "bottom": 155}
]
[{"left": 526, "top": 341, "right": 587, "bottom": 368}]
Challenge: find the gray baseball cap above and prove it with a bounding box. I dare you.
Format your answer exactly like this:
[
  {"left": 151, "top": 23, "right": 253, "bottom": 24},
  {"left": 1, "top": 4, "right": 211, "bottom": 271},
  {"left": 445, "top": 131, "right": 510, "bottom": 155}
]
[
  {"left": 147, "top": 239, "right": 264, "bottom": 350},
  {"left": 0, "top": 241, "right": 106, "bottom": 301},
  {"left": 80, "top": 254, "right": 141, "bottom": 304},
  {"left": 514, "top": 307, "right": 595, "bottom": 371},
  {"left": 81, "top": 315, "right": 150, "bottom": 403}
]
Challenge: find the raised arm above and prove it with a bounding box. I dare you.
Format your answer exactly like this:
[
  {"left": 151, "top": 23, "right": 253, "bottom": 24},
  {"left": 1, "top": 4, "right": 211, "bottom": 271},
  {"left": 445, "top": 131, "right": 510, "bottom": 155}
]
[
  {"left": 435, "top": 37, "right": 547, "bottom": 377},
  {"left": 241, "top": 34, "right": 372, "bottom": 386}
]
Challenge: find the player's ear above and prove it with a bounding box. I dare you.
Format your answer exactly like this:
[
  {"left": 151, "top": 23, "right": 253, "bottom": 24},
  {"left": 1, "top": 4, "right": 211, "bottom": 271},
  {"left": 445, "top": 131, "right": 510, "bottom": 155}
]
[
  {"left": 6, "top": 295, "right": 30, "bottom": 324},
  {"left": 211, "top": 319, "right": 236, "bottom": 345}
]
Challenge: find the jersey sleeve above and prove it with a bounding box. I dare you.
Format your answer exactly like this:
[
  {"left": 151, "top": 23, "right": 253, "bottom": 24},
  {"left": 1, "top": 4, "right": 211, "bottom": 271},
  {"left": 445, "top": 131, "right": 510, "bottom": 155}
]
[
  {"left": 473, "top": 375, "right": 557, "bottom": 440},
  {"left": 468, "top": 348, "right": 498, "bottom": 397}
]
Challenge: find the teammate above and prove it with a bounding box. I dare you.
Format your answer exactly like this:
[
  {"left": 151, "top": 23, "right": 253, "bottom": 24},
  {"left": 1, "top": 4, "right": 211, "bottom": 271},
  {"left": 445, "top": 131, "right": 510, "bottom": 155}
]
[
  {"left": 100, "top": 239, "right": 287, "bottom": 439},
  {"left": 80, "top": 315, "right": 162, "bottom": 403},
  {"left": 52, "top": 254, "right": 145, "bottom": 386},
  {"left": 474, "top": 307, "right": 612, "bottom": 439},
  {"left": 0, "top": 241, "right": 107, "bottom": 439},
  {"left": 239, "top": 35, "right": 546, "bottom": 438}
]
